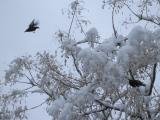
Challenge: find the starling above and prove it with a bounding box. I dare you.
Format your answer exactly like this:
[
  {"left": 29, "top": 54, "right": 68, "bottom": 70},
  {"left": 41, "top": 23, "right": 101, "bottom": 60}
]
[
  {"left": 25, "top": 19, "right": 39, "bottom": 32},
  {"left": 129, "top": 79, "right": 146, "bottom": 87}
]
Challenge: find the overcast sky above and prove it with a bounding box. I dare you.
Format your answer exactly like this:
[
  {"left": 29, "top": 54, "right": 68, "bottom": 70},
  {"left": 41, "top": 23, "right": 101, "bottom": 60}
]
[
  {"left": 0, "top": 0, "right": 115, "bottom": 119},
  {"left": 0, "top": 0, "right": 115, "bottom": 75}
]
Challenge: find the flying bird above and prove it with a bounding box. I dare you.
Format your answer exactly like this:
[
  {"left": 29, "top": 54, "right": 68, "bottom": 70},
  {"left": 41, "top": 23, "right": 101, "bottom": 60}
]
[
  {"left": 25, "top": 19, "right": 39, "bottom": 32},
  {"left": 129, "top": 79, "right": 146, "bottom": 87}
]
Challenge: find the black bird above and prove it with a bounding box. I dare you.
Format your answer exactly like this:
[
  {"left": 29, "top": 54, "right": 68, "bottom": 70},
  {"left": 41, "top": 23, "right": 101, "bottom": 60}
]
[
  {"left": 129, "top": 79, "right": 146, "bottom": 87},
  {"left": 25, "top": 19, "right": 39, "bottom": 32}
]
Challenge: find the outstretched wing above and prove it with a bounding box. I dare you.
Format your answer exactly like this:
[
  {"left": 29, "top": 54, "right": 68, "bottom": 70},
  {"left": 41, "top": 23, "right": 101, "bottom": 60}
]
[
  {"left": 29, "top": 19, "right": 35, "bottom": 27},
  {"left": 34, "top": 20, "right": 39, "bottom": 27}
]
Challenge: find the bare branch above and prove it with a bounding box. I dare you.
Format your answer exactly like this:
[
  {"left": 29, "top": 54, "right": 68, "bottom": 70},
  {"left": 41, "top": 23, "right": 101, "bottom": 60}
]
[
  {"left": 95, "top": 99, "right": 144, "bottom": 120},
  {"left": 95, "top": 99, "right": 124, "bottom": 112},
  {"left": 71, "top": 51, "right": 83, "bottom": 78},
  {"left": 23, "top": 63, "right": 38, "bottom": 86},
  {"left": 112, "top": 4, "right": 117, "bottom": 38},
  {"left": 148, "top": 63, "right": 157, "bottom": 96},
  {"left": 68, "top": 0, "right": 79, "bottom": 36},
  {"left": 50, "top": 72, "right": 80, "bottom": 90},
  {"left": 74, "top": 39, "right": 101, "bottom": 46},
  {"left": 75, "top": 14, "right": 86, "bottom": 37},
  {"left": 83, "top": 107, "right": 107, "bottom": 116},
  {"left": 124, "top": 3, "right": 160, "bottom": 26},
  {"left": 19, "top": 99, "right": 48, "bottom": 113},
  {"left": 14, "top": 80, "right": 31, "bottom": 85}
]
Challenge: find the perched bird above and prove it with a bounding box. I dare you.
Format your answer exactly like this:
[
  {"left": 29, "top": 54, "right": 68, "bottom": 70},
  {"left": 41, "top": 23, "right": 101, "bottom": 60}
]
[
  {"left": 129, "top": 79, "right": 146, "bottom": 87},
  {"left": 25, "top": 19, "right": 39, "bottom": 32}
]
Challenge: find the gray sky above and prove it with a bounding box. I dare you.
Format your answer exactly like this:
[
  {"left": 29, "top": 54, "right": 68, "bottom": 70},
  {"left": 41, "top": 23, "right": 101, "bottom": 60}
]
[
  {"left": 0, "top": 0, "right": 67, "bottom": 72},
  {"left": 0, "top": 0, "right": 114, "bottom": 119},
  {"left": 0, "top": 0, "right": 114, "bottom": 74}
]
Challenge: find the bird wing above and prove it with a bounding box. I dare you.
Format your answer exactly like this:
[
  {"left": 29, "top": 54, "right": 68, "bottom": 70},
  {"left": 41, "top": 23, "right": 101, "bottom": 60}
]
[
  {"left": 29, "top": 19, "right": 35, "bottom": 27},
  {"left": 34, "top": 20, "right": 39, "bottom": 27}
]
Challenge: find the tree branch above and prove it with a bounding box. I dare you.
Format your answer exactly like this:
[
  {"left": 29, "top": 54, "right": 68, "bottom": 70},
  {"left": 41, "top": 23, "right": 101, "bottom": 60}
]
[
  {"left": 148, "top": 63, "right": 157, "bottom": 96},
  {"left": 95, "top": 99, "right": 124, "bottom": 112},
  {"left": 124, "top": 3, "right": 160, "bottom": 26},
  {"left": 20, "top": 99, "right": 48, "bottom": 113},
  {"left": 23, "top": 63, "right": 38, "bottom": 86},
  {"left": 75, "top": 14, "right": 86, "bottom": 37},
  {"left": 71, "top": 51, "right": 83, "bottom": 78},
  {"left": 112, "top": 4, "right": 117, "bottom": 38},
  {"left": 95, "top": 99, "right": 144, "bottom": 120},
  {"left": 83, "top": 107, "right": 107, "bottom": 116},
  {"left": 68, "top": 0, "right": 79, "bottom": 36}
]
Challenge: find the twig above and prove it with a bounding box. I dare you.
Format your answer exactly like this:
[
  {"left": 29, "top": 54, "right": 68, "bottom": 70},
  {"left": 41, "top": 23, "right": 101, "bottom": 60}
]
[
  {"left": 83, "top": 107, "right": 107, "bottom": 116},
  {"left": 71, "top": 51, "right": 83, "bottom": 78},
  {"left": 21, "top": 99, "right": 47, "bottom": 113},
  {"left": 148, "top": 63, "right": 157, "bottom": 96},
  {"left": 23, "top": 63, "right": 38, "bottom": 86},
  {"left": 95, "top": 99, "right": 123, "bottom": 111},
  {"left": 95, "top": 99, "right": 144, "bottom": 119},
  {"left": 15, "top": 80, "right": 31, "bottom": 85},
  {"left": 39, "top": 53, "right": 81, "bottom": 89},
  {"left": 24, "top": 86, "right": 34, "bottom": 91},
  {"left": 115, "top": 88, "right": 125, "bottom": 104},
  {"left": 50, "top": 73, "right": 80, "bottom": 90},
  {"left": 75, "top": 14, "right": 86, "bottom": 37},
  {"left": 74, "top": 39, "right": 101, "bottom": 46},
  {"left": 23, "top": 64, "right": 53, "bottom": 98},
  {"left": 68, "top": 0, "right": 78, "bottom": 36},
  {"left": 124, "top": 3, "right": 160, "bottom": 26},
  {"left": 112, "top": 3, "right": 117, "bottom": 38}
]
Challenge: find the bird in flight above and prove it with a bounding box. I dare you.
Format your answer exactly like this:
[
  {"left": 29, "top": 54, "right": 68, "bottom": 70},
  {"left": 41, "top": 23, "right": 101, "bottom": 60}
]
[
  {"left": 129, "top": 79, "right": 146, "bottom": 87},
  {"left": 25, "top": 19, "right": 39, "bottom": 32}
]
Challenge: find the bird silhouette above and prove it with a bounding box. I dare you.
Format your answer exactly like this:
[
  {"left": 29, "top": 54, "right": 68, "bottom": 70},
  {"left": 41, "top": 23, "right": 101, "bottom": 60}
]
[
  {"left": 25, "top": 19, "right": 39, "bottom": 32},
  {"left": 127, "top": 69, "right": 146, "bottom": 87},
  {"left": 129, "top": 79, "right": 146, "bottom": 87}
]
